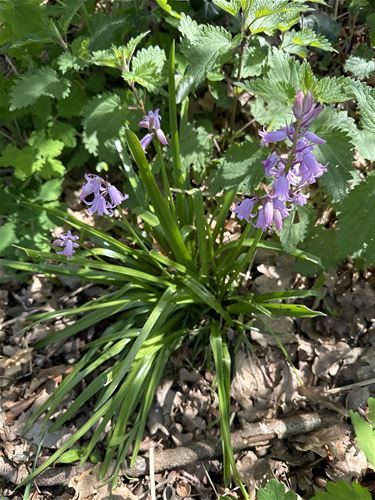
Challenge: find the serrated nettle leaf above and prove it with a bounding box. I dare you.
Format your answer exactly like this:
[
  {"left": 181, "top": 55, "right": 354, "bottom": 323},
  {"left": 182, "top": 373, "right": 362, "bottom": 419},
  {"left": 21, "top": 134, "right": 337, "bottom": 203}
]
[
  {"left": 122, "top": 45, "right": 166, "bottom": 93},
  {"left": 179, "top": 122, "right": 213, "bottom": 176},
  {"left": 0, "top": 0, "right": 55, "bottom": 47},
  {"left": 10, "top": 67, "right": 71, "bottom": 110},
  {"left": 258, "top": 478, "right": 298, "bottom": 500},
  {"left": 313, "top": 76, "right": 353, "bottom": 103},
  {"left": 349, "top": 82, "right": 375, "bottom": 134},
  {"left": 279, "top": 205, "right": 313, "bottom": 253},
  {"left": 210, "top": 140, "right": 265, "bottom": 195},
  {"left": 250, "top": 96, "right": 292, "bottom": 128},
  {"left": 244, "top": 0, "right": 309, "bottom": 35},
  {"left": 281, "top": 28, "right": 333, "bottom": 57},
  {"left": 82, "top": 92, "right": 134, "bottom": 160},
  {"left": 336, "top": 173, "right": 375, "bottom": 264},
  {"left": 352, "top": 130, "right": 375, "bottom": 161},
  {"left": 91, "top": 32, "right": 149, "bottom": 70},
  {"left": 345, "top": 49, "right": 375, "bottom": 80},
  {"left": 212, "top": 0, "right": 241, "bottom": 15},
  {"left": 57, "top": 36, "right": 90, "bottom": 73},
  {"left": 235, "top": 38, "right": 267, "bottom": 78},
  {"left": 296, "top": 226, "right": 340, "bottom": 274},
  {"left": 177, "top": 14, "right": 240, "bottom": 101},
  {"left": 311, "top": 480, "right": 372, "bottom": 500},
  {"left": 313, "top": 128, "right": 355, "bottom": 203}
]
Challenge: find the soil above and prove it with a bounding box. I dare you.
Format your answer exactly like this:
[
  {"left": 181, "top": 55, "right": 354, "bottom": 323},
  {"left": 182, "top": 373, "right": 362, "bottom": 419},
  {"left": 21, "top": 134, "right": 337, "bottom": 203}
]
[{"left": 1, "top": 252, "right": 374, "bottom": 499}]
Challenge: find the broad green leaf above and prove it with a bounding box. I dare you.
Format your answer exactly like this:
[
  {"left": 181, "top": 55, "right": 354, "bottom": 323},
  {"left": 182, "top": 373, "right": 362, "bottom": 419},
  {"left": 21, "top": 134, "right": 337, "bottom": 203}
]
[
  {"left": 0, "top": 0, "right": 54, "bottom": 47},
  {"left": 350, "top": 83, "right": 375, "bottom": 134},
  {"left": 258, "top": 479, "right": 297, "bottom": 500},
  {"left": 212, "top": 0, "right": 241, "bottom": 15},
  {"left": 9, "top": 68, "right": 71, "bottom": 110},
  {"left": 177, "top": 15, "right": 240, "bottom": 101},
  {"left": 281, "top": 28, "right": 333, "bottom": 57},
  {"left": 0, "top": 222, "right": 16, "bottom": 252},
  {"left": 57, "top": 36, "right": 90, "bottom": 73},
  {"left": 236, "top": 38, "right": 267, "bottom": 79},
  {"left": 123, "top": 46, "right": 166, "bottom": 94},
  {"left": 336, "top": 173, "right": 375, "bottom": 264},
  {"left": 313, "top": 129, "right": 355, "bottom": 203},
  {"left": 313, "top": 76, "right": 353, "bottom": 103},
  {"left": 352, "top": 130, "right": 375, "bottom": 161},
  {"left": 350, "top": 408, "right": 375, "bottom": 468},
  {"left": 90, "top": 32, "right": 149, "bottom": 70},
  {"left": 279, "top": 206, "right": 313, "bottom": 253},
  {"left": 296, "top": 226, "right": 340, "bottom": 275},
  {"left": 345, "top": 46, "right": 375, "bottom": 80},
  {"left": 210, "top": 140, "right": 265, "bottom": 195},
  {"left": 244, "top": 0, "right": 308, "bottom": 35},
  {"left": 82, "top": 92, "right": 132, "bottom": 160},
  {"left": 311, "top": 481, "right": 372, "bottom": 500},
  {"left": 179, "top": 122, "right": 213, "bottom": 176}
]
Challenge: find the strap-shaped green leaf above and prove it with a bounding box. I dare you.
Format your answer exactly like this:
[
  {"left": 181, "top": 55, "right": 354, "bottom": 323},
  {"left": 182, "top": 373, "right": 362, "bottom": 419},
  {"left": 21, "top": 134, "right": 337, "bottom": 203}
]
[{"left": 125, "top": 129, "right": 193, "bottom": 268}]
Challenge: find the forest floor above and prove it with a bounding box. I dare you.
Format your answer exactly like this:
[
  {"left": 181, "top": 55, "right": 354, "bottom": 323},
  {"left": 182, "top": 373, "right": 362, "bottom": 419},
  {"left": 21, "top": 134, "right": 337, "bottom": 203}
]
[{"left": 1, "top": 243, "right": 374, "bottom": 499}]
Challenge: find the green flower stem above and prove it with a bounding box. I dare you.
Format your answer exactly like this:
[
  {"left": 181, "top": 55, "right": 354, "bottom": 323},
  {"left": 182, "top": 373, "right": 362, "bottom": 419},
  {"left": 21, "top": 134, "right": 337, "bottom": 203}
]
[
  {"left": 168, "top": 41, "right": 185, "bottom": 189},
  {"left": 118, "top": 207, "right": 173, "bottom": 280},
  {"left": 222, "top": 228, "right": 263, "bottom": 297},
  {"left": 218, "top": 222, "right": 252, "bottom": 291},
  {"left": 153, "top": 138, "right": 176, "bottom": 216}
]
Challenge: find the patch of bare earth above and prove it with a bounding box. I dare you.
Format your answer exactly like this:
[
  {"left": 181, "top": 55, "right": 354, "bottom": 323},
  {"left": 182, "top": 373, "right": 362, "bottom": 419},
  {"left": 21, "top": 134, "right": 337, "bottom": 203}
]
[{"left": 1, "top": 256, "right": 374, "bottom": 499}]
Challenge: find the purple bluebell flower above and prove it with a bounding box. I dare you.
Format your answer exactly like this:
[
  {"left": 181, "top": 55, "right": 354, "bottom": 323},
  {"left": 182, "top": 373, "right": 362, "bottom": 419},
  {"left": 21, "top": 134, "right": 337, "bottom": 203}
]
[
  {"left": 80, "top": 175, "right": 128, "bottom": 217},
  {"left": 107, "top": 184, "right": 129, "bottom": 207},
  {"left": 293, "top": 91, "right": 322, "bottom": 127},
  {"left": 232, "top": 198, "right": 257, "bottom": 222},
  {"left": 259, "top": 128, "right": 289, "bottom": 145},
  {"left": 273, "top": 175, "right": 290, "bottom": 201},
  {"left": 293, "top": 192, "right": 309, "bottom": 206},
  {"left": 262, "top": 152, "right": 280, "bottom": 177},
  {"left": 86, "top": 194, "right": 113, "bottom": 216},
  {"left": 140, "top": 133, "right": 154, "bottom": 150},
  {"left": 53, "top": 230, "right": 79, "bottom": 257},
  {"left": 139, "top": 109, "right": 168, "bottom": 150},
  {"left": 233, "top": 91, "right": 328, "bottom": 232},
  {"left": 79, "top": 174, "right": 102, "bottom": 202},
  {"left": 255, "top": 197, "right": 289, "bottom": 232},
  {"left": 304, "top": 131, "right": 326, "bottom": 145},
  {"left": 299, "top": 151, "right": 327, "bottom": 184}
]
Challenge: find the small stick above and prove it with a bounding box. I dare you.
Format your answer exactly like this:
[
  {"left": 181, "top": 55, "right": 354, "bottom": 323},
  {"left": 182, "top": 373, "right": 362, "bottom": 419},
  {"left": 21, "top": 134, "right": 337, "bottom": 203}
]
[
  {"left": 149, "top": 447, "right": 156, "bottom": 500},
  {"left": 326, "top": 377, "right": 375, "bottom": 395},
  {"left": 4, "top": 411, "right": 338, "bottom": 486}
]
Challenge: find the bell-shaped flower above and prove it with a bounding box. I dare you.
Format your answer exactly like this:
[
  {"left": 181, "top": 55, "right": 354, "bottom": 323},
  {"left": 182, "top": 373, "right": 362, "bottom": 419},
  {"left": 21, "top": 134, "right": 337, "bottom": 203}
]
[
  {"left": 107, "top": 184, "right": 129, "bottom": 208},
  {"left": 53, "top": 230, "right": 79, "bottom": 257},
  {"left": 80, "top": 174, "right": 103, "bottom": 202},
  {"left": 139, "top": 109, "right": 168, "bottom": 150},
  {"left": 232, "top": 198, "right": 257, "bottom": 223},
  {"left": 86, "top": 194, "right": 113, "bottom": 216}
]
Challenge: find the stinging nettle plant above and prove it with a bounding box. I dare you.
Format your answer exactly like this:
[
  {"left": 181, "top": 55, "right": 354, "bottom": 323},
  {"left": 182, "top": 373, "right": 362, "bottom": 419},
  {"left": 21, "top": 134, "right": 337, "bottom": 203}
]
[{"left": 1, "top": 41, "right": 328, "bottom": 496}]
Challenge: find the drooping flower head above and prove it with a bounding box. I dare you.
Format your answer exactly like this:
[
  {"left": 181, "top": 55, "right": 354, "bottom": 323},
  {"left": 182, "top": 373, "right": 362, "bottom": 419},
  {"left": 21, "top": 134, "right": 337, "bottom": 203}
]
[
  {"left": 233, "top": 91, "right": 328, "bottom": 233},
  {"left": 53, "top": 231, "right": 79, "bottom": 257},
  {"left": 80, "top": 174, "right": 128, "bottom": 217},
  {"left": 139, "top": 109, "right": 168, "bottom": 151}
]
